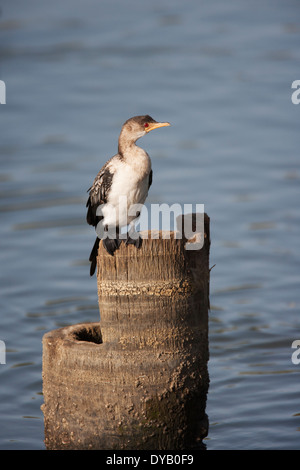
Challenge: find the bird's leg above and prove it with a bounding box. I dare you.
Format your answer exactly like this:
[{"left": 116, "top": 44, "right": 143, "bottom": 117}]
[
  {"left": 102, "top": 226, "right": 122, "bottom": 256},
  {"left": 124, "top": 223, "right": 142, "bottom": 249}
]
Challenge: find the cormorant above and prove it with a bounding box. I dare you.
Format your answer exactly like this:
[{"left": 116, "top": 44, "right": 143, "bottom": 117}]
[{"left": 86, "top": 115, "right": 170, "bottom": 276}]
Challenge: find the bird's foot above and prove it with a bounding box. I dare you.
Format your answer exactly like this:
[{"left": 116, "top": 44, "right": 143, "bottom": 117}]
[
  {"left": 124, "top": 231, "right": 142, "bottom": 249},
  {"left": 102, "top": 237, "right": 122, "bottom": 256}
]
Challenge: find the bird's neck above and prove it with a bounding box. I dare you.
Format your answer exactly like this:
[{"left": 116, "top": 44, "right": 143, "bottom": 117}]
[
  {"left": 118, "top": 135, "right": 151, "bottom": 175},
  {"left": 118, "top": 135, "right": 145, "bottom": 161}
]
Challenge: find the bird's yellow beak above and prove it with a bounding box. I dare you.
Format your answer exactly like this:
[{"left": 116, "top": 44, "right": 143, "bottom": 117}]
[{"left": 145, "top": 121, "right": 171, "bottom": 133}]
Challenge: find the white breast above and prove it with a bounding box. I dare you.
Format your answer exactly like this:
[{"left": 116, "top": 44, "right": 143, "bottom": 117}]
[{"left": 102, "top": 153, "right": 151, "bottom": 228}]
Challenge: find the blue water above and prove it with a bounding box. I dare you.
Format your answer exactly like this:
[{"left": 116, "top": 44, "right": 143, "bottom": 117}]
[{"left": 0, "top": 0, "right": 300, "bottom": 450}]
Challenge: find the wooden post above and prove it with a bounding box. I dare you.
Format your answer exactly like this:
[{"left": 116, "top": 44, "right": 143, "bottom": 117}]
[{"left": 42, "top": 213, "right": 210, "bottom": 450}]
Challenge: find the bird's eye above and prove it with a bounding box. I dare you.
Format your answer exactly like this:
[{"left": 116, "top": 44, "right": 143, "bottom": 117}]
[{"left": 144, "top": 122, "right": 149, "bottom": 128}]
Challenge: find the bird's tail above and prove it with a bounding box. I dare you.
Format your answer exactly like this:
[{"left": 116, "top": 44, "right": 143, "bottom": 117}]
[{"left": 89, "top": 237, "right": 100, "bottom": 276}]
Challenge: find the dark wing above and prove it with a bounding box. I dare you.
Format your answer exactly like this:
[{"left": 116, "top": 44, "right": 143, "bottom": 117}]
[
  {"left": 86, "top": 165, "right": 113, "bottom": 228},
  {"left": 86, "top": 162, "right": 114, "bottom": 276},
  {"left": 148, "top": 169, "right": 153, "bottom": 190}
]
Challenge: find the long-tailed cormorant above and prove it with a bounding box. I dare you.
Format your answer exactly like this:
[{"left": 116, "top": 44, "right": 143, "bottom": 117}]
[{"left": 86, "top": 115, "right": 170, "bottom": 276}]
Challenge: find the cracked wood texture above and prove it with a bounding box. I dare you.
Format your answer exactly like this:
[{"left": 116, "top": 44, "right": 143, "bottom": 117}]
[{"left": 42, "top": 213, "right": 210, "bottom": 450}]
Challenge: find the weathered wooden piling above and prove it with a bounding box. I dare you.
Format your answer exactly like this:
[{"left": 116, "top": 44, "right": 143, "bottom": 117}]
[{"left": 42, "top": 213, "right": 210, "bottom": 450}]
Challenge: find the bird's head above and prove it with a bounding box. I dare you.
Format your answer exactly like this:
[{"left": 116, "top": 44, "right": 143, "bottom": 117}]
[{"left": 120, "top": 115, "right": 170, "bottom": 144}]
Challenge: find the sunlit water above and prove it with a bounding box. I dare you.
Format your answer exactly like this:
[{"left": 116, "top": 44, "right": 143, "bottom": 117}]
[{"left": 0, "top": 0, "right": 300, "bottom": 450}]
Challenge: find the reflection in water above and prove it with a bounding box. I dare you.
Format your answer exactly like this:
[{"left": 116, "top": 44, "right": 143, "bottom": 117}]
[
  {"left": 2, "top": 197, "right": 83, "bottom": 214},
  {"left": 13, "top": 217, "right": 84, "bottom": 231},
  {"left": 11, "top": 362, "right": 35, "bottom": 369},
  {"left": 213, "top": 283, "right": 262, "bottom": 294}
]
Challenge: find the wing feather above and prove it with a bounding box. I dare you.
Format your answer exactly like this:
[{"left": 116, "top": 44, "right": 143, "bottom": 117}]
[
  {"left": 148, "top": 169, "right": 153, "bottom": 190},
  {"left": 86, "top": 164, "right": 113, "bottom": 227}
]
